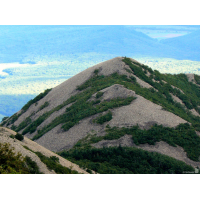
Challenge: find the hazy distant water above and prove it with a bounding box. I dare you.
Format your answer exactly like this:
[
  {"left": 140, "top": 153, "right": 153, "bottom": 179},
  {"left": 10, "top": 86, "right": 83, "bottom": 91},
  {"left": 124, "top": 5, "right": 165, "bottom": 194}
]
[
  {"left": 0, "top": 25, "right": 200, "bottom": 121},
  {"left": 147, "top": 31, "right": 189, "bottom": 40}
]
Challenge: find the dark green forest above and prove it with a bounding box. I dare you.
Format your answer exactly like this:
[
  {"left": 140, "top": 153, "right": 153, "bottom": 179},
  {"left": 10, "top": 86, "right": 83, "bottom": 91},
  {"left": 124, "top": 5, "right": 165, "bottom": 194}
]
[{"left": 59, "top": 146, "right": 195, "bottom": 174}]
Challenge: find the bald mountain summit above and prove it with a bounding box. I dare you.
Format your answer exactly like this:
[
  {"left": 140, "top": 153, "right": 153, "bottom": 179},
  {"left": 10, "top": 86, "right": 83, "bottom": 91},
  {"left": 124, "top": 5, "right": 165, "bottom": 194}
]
[{"left": 2, "top": 57, "right": 200, "bottom": 174}]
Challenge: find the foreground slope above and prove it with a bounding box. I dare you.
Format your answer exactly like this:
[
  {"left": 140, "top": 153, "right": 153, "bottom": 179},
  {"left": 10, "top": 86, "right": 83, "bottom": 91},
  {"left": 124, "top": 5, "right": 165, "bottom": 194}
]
[
  {"left": 2, "top": 57, "right": 200, "bottom": 173},
  {"left": 0, "top": 127, "right": 88, "bottom": 174}
]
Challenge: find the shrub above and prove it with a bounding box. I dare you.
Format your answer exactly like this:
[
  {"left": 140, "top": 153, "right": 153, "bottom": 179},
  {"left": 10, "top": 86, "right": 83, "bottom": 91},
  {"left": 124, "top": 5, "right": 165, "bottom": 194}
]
[
  {"left": 21, "top": 88, "right": 52, "bottom": 112},
  {"left": 130, "top": 76, "right": 136, "bottom": 83},
  {"left": 35, "top": 152, "right": 78, "bottom": 174},
  {"left": 103, "top": 123, "right": 200, "bottom": 161},
  {"left": 93, "top": 111, "right": 112, "bottom": 124},
  {"left": 194, "top": 74, "right": 200, "bottom": 85},
  {"left": 24, "top": 156, "right": 41, "bottom": 174},
  {"left": 15, "top": 133, "right": 24, "bottom": 141},
  {"left": 2, "top": 117, "right": 9, "bottom": 122},
  {"left": 94, "top": 69, "right": 99, "bottom": 75},
  {"left": 62, "top": 121, "right": 76, "bottom": 131},
  {"left": 0, "top": 143, "right": 28, "bottom": 174},
  {"left": 91, "top": 100, "right": 101, "bottom": 105},
  {"left": 96, "top": 92, "right": 104, "bottom": 99},
  {"left": 39, "top": 102, "right": 49, "bottom": 111},
  {"left": 9, "top": 134, "right": 15, "bottom": 139}
]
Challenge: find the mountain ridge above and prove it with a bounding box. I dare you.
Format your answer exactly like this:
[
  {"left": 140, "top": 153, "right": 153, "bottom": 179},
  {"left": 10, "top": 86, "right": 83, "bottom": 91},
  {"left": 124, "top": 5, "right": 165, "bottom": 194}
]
[
  {"left": 0, "top": 26, "right": 198, "bottom": 63},
  {"left": 2, "top": 56, "right": 200, "bottom": 173},
  {"left": 160, "top": 29, "right": 200, "bottom": 61}
]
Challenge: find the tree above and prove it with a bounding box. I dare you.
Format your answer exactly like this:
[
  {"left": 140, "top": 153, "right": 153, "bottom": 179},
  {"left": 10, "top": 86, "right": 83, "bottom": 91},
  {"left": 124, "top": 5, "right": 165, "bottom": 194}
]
[
  {"left": 0, "top": 143, "right": 28, "bottom": 174},
  {"left": 15, "top": 133, "right": 24, "bottom": 141},
  {"left": 2, "top": 117, "right": 9, "bottom": 122}
]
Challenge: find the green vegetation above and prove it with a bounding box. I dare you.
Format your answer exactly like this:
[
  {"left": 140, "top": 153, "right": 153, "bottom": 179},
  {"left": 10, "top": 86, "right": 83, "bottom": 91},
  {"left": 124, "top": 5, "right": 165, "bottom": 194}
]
[
  {"left": 58, "top": 121, "right": 200, "bottom": 173},
  {"left": 35, "top": 152, "right": 78, "bottom": 174},
  {"left": 26, "top": 71, "right": 136, "bottom": 140},
  {"left": 0, "top": 142, "right": 26, "bottom": 174},
  {"left": 15, "top": 133, "right": 24, "bottom": 141},
  {"left": 1, "top": 117, "right": 8, "bottom": 122},
  {"left": 94, "top": 69, "right": 99, "bottom": 75},
  {"left": 39, "top": 102, "right": 50, "bottom": 111},
  {"left": 3, "top": 56, "right": 200, "bottom": 173},
  {"left": 0, "top": 135, "right": 73, "bottom": 174},
  {"left": 104, "top": 123, "right": 200, "bottom": 161},
  {"left": 194, "top": 74, "right": 200, "bottom": 85},
  {"left": 122, "top": 57, "right": 200, "bottom": 129},
  {"left": 68, "top": 123, "right": 200, "bottom": 162},
  {"left": 15, "top": 117, "right": 32, "bottom": 132},
  {"left": 9, "top": 57, "right": 200, "bottom": 141},
  {"left": 93, "top": 111, "right": 112, "bottom": 124},
  {"left": 5, "top": 89, "right": 52, "bottom": 126},
  {"left": 6, "top": 57, "right": 200, "bottom": 163},
  {"left": 23, "top": 145, "right": 78, "bottom": 174},
  {"left": 1, "top": 117, "right": 9, "bottom": 126},
  {"left": 59, "top": 146, "right": 195, "bottom": 174},
  {"left": 24, "top": 156, "right": 41, "bottom": 174},
  {"left": 21, "top": 89, "right": 52, "bottom": 112},
  {"left": 21, "top": 97, "right": 77, "bottom": 136},
  {"left": 32, "top": 95, "right": 135, "bottom": 140},
  {"left": 96, "top": 92, "right": 104, "bottom": 99}
]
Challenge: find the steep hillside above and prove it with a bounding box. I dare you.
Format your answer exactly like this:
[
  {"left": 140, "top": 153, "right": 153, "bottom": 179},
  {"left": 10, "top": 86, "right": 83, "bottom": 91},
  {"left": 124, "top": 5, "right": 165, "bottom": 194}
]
[
  {"left": 2, "top": 57, "right": 200, "bottom": 173},
  {"left": 0, "top": 127, "right": 88, "bottom": 174}
]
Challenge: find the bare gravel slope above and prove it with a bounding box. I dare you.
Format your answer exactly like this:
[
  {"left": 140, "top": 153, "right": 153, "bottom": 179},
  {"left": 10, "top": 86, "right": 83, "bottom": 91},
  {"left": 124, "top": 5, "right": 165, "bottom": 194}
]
[
  {"left": 12, "top": 57, "right": 152, "bottom": 127},
  {"left": 35, "top": 85, "right": 187, "bottom": 152},
  {"left": 2, "top": 57, "right": 192, "bottom": 155}
]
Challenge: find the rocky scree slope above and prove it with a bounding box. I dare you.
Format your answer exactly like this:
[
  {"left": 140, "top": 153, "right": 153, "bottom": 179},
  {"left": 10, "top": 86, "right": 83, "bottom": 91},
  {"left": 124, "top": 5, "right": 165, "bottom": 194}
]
[{"left": 2, "top": 57, "right": 200, "bottom": 172}]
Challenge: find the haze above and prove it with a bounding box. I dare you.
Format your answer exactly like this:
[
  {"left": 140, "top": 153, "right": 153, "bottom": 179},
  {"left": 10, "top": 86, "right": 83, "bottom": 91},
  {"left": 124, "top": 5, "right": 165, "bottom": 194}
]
[{"left": 0, "top": 25, "right": 200, "bottom": 121}]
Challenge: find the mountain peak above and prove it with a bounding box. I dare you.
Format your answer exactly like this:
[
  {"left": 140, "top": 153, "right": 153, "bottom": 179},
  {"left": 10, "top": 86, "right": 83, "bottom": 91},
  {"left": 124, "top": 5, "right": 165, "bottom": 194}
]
[{"left": 2, "top": 57, "right": 200, "bottom": 173}]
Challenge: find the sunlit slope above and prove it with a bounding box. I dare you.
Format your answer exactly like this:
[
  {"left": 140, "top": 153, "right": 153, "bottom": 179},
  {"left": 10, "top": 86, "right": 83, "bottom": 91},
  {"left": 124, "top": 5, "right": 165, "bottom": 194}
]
[{"left": 2, "top": 57, "right": 200, "bottom": 173}]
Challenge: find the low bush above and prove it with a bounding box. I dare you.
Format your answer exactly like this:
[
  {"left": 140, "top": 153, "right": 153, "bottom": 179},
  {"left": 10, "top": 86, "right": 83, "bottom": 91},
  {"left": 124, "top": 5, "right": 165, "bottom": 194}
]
[
  {"left": 24, "top": 156, "right": 41, "bottom": 174},
  {"left": 21, "top": 89, "right": 52, "bottom": 112},
  {"left": 35, "top": 152, "right": 78, "bottom": 174},
  {"left": 15, "top": 133, "right": 24, "bottom": 141},
  {"left": 93, "top": 111, "right": 112, "bottom": 124},
  {"left": 94, "top": 69, "right": 99, "bottom": 75},
  {"left": 103, "top": 123, "right": 200, "bottom": 161},
  {"left": 0, "top": 143, "right": 28, "bottom": 174},
  {"left": 96, "top": 92, "right": 104, "bottom": 99},
  {"left": 39, "top": 102, "right": 49, "bottom": 111}
]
